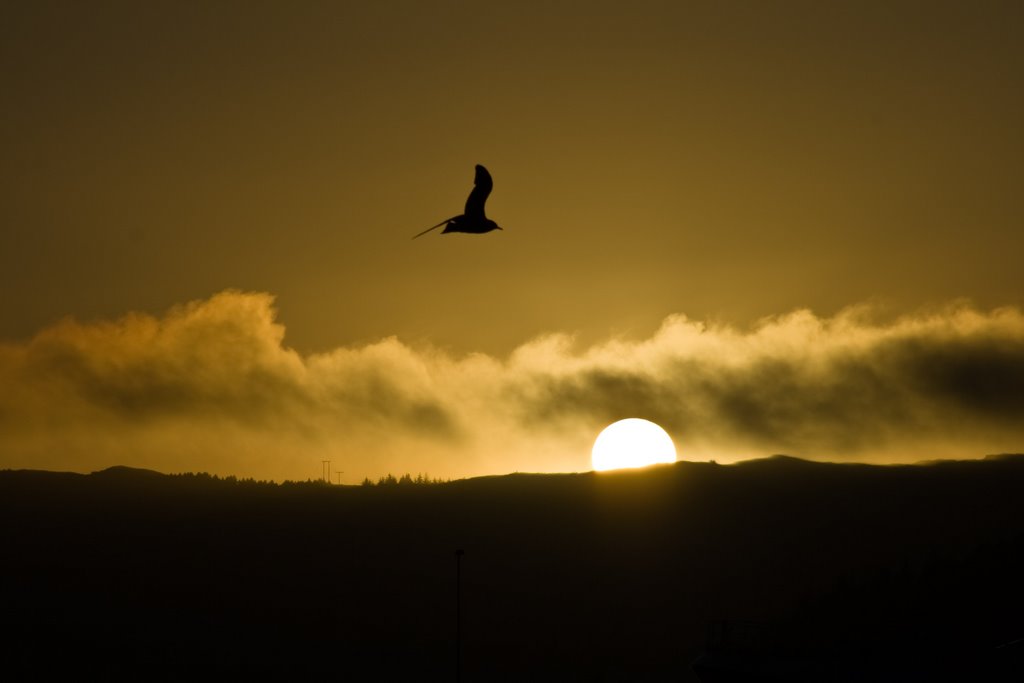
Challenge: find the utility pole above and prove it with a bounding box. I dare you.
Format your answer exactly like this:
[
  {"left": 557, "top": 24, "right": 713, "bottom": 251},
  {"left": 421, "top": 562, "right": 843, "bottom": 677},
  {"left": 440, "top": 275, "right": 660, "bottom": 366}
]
[
  {"left": 456, "top": 548, "right": 464, "bottom": 683},
  {"left": 321, "top": 460, "right": 331, "bottom": 483},
  {"left": 334, "top": 471, "right": 344, "bottom": 485}
]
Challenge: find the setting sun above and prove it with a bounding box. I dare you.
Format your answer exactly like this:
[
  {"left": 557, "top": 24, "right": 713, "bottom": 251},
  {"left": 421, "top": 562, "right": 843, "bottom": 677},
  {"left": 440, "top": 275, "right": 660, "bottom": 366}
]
[{"left": 591, "top": 418, "right": 677, "bottom": 471}]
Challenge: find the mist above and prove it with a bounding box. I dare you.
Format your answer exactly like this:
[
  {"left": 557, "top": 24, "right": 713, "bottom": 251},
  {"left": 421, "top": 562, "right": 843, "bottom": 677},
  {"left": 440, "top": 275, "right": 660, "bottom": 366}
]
[{"left": 2, "top": 291, "right": 1022, "bottom": 481}]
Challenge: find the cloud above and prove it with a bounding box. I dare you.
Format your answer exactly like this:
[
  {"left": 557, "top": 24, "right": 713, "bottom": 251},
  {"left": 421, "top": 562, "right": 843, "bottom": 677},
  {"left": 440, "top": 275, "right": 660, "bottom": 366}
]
[{"left": 2, "top": 291, "right": 1023, "bottom": 480}]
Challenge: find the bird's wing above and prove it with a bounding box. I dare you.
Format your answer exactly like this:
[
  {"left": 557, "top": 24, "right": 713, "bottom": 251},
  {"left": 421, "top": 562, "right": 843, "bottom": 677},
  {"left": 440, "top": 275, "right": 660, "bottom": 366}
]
[
  {"left": 412, "top": 216, "right": 457, "bottom": 240},
  {"left": 464, "top": 164, "right": 493, "bottom": 219}
]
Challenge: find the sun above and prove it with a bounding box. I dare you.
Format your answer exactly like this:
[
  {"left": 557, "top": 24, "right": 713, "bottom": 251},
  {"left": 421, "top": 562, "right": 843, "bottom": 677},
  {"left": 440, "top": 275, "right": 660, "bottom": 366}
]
[{"left": 591, "top": 418, "right": 677, "bottom": 471}]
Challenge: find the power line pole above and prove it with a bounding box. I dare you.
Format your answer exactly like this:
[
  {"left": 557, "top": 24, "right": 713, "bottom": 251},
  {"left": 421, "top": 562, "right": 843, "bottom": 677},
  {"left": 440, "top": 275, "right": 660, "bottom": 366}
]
[
  {"left": 321, "top": 460, "right": 330, "bottom": 483},
  {"left": 334, "top": 471, "right": 344, "bottom": 485}
]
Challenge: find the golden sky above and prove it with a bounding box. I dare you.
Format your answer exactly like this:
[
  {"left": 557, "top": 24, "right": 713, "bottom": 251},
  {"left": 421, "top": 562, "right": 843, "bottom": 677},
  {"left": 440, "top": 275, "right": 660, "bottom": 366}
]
[{"left": 2, "top": 2, "right": 1023, "bottom": 480}]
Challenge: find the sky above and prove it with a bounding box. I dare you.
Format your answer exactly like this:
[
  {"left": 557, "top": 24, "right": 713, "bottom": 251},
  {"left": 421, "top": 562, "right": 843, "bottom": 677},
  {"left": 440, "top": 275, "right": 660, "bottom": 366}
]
[{"left": 2, "top": 1, "right": 1023, "bottom": 481}]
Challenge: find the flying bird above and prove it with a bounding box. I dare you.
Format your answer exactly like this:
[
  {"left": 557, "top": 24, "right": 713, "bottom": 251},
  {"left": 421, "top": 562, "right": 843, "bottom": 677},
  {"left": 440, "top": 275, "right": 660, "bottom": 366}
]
[{"left": 413, "top": 165, "right": 503, "bottom": 239}]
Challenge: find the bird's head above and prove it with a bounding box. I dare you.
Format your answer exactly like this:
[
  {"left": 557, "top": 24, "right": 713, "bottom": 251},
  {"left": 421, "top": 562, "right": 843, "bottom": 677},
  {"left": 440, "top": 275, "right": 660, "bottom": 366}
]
[{"left": 486, "top": 219, "right": 502, "bottom": 232}]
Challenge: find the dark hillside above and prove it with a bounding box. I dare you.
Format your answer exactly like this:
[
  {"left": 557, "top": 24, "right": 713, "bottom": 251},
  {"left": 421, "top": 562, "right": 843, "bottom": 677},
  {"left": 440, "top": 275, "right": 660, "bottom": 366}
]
[{"left": 2, "top": 457, "right": 1024, "bottom": 681}]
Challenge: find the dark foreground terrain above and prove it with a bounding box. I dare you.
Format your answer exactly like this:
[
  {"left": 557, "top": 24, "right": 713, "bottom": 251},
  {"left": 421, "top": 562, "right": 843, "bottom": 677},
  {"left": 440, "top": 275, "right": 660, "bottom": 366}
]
[{"left": 3, "top": 456, "right": 1024, "bottom": 681}]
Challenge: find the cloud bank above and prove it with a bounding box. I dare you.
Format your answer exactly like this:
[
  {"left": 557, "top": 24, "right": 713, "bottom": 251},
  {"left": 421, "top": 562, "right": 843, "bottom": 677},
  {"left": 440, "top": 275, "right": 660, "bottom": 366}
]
[{"left": 2, "top": 291, "right": 1023, "bottom": 481}]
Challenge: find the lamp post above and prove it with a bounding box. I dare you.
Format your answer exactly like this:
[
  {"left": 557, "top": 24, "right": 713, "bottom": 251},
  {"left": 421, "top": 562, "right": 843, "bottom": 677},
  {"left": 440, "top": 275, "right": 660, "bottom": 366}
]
[{"left": 456, "top": 548, "right": 464, "bottom": 682}]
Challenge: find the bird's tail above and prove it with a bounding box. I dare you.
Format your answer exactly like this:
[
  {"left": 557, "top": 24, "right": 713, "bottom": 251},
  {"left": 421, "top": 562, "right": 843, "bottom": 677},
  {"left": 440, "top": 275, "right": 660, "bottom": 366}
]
[{"left": 412, "top": 217, "right": 457, "bottom": 240}]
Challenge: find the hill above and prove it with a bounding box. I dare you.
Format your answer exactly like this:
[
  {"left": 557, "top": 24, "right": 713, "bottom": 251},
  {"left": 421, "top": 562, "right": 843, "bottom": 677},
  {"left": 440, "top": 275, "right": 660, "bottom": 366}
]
[{"left": 2, "top": 456, "right": 1024, "bottom": 681}]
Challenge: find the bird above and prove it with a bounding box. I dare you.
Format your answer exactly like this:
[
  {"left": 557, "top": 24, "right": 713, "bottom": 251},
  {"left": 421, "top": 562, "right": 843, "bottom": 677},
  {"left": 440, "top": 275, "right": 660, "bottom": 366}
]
[{"left": 413, "top": 164, "right": 503, "bottom": 239}]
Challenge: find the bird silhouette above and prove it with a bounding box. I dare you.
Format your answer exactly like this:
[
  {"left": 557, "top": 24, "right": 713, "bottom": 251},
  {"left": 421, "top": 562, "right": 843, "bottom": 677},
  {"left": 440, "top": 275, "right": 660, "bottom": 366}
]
[{"left": 413, "top": 165, "right": 503, "bottom": 239}]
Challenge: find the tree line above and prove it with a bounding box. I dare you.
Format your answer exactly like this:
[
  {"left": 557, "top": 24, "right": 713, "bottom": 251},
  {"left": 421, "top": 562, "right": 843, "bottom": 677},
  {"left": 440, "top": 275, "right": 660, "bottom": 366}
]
[{"left": 361, "top": 473, "right": 448, "bottom": 487}]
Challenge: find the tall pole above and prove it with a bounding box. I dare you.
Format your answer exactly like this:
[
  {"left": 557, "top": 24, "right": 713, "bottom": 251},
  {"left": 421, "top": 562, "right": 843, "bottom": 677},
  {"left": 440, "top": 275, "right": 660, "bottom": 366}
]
[{"left": 456, "top": 548, "right": 464, "bottom": 683}]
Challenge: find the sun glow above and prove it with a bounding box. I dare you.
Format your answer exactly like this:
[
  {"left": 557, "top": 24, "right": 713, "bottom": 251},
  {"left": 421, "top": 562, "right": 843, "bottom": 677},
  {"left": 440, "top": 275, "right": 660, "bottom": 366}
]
[{"left": 591, "top": 418, "right": 677, "bottom": 471}]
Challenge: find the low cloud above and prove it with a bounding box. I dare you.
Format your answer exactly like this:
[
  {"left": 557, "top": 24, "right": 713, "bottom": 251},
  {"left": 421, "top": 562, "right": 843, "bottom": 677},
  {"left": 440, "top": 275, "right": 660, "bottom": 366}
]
[{"left": 2, "top": 291, "right": 1023, "bottom": 480}]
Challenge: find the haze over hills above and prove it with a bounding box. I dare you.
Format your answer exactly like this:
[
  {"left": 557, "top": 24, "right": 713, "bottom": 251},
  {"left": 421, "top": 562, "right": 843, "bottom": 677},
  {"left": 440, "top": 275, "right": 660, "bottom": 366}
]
[
  {"left": 5, "top": 5, "right": 1022, "bottom": 680},
  {"left": 3, "top": 456, "right": 1024, "bottom": 681}
]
